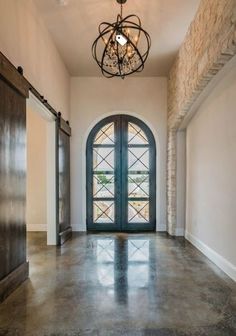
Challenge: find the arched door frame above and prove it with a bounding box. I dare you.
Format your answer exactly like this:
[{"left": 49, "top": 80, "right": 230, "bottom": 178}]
[
  {"left": 86, "top": 114, "right": 157, "bottom": 232},
  {"left": 81, "top": 111, "right": 162, "bottom": 232}
]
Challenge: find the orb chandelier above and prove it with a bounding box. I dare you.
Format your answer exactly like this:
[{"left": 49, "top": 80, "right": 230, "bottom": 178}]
[{"left": 92, "top": 0, "right": 151, "bottom": 79}]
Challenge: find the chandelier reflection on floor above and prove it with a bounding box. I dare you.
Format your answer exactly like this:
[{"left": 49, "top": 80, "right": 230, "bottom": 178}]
[{"left": 92, "top": 0, "right": 151, "bottom": 79}]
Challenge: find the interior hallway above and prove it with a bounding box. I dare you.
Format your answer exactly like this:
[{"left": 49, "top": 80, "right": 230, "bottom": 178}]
[{"left": 0, "top": 233, "right": 235, "bottom": 336}]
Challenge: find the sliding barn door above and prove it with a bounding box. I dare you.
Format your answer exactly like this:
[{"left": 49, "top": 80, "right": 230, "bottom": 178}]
[
  {"left": 57, "top": 117, "right": 72, "bottom": 245},
  {"left": 0, "top": 53, "right": 29, "bottom": 302}
]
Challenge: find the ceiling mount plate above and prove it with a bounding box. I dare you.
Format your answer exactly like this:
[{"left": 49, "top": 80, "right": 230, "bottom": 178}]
[{"left": 116, "top": 0, "right": 127, "bottom": 4}]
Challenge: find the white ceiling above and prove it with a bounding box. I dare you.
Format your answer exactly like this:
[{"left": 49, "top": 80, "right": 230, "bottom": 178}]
[{"left": 34, "top": 0, "right": 200, "bottom": 77}]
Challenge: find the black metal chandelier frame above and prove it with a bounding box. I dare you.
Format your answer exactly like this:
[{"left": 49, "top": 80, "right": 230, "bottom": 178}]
[{"left": 92, "top": 0, "right": 151, "bottom": 79}]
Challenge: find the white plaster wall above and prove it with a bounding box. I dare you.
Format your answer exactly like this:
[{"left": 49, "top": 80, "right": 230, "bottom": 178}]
[
  {"left": 26, "top": 106, "right": 47, "bottom": 231},
  {"left": 70, "top": 77, "right": 167, "bottom": 231},
  {"left": 0, "top": 0, "right": 70, "bottom": 119},
  {"left": 186, "top": 64, "right": 236, "bottom": 269}
]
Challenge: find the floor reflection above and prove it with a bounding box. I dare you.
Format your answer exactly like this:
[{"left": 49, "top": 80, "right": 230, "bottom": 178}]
[
  {"left": 95, "top": 236, "right": 154, "bottom": 304},
  {"left": 96, "top": 239, "right": 115, "bottom": 286},
  {"left": 128, "top": 240, "right": 149, "bottom": 288},
  {"left": 1, "top": 232, "right": 235, "bottom": 335}
]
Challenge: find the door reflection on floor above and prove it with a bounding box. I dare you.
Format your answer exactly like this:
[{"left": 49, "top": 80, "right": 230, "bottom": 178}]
[{"left": 95, "top": 236, "right": 154, "bottom": 304}]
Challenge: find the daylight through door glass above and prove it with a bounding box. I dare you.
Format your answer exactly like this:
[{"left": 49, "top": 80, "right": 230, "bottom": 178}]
[
  {"left": 93, "top": 122, "right": 115, "bottom": 224},
  {"left": 128, "top": 122, "right": 150, "bottom": 223}
]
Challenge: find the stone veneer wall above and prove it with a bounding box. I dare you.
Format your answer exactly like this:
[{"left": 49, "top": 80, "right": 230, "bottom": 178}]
[{"left": 167, "top": 0, "right": 236, "bottom": 235}]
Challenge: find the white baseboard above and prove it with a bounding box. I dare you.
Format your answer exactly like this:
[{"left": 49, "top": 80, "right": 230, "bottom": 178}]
[
  {"left": 27, "top": 224, "right": 47, "bottom": 232},
  {"left": 185, "top": 231, "right": 236, "bottom": 282}
]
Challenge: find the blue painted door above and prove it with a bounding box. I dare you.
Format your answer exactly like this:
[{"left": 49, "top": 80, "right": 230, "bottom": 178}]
[{"left": 86, "top": 115, "right": 156, "bottom": 232}]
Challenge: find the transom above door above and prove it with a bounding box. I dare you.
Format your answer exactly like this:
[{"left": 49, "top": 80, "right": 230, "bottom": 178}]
[{"left": 86, "top": 115, "right": 156, "bottom": 232}]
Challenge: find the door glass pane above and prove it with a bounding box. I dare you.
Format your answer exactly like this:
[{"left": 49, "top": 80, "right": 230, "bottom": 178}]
[
  {"left": 93, "top": 122, "right": 115, "bottom": 225},
  {"left": 94, "top": 201, "right": 115, "bottom": 223},
  {"left": 93, "top": 147, "right": 114, "bottom": 172},
  {"left": 128, "top": 201, "right": 149, "bottom": 223},
  {"left": 94, "top": 122, "right": 115, "bottom": 145},
  {"left": 127, "top": 121, "right": 150, "bottom": 225},
  {"left": 128, "top": 174, "right": 149, "bottom": 198},
  {"left": 93, "top": 174, "right": 115, "bottom": 198},
  {"left": 128, "top": 122, "right": 148, "bottom": 145},
  {"left": 128, "top": 147, "right": 149, "bottom": 172}
]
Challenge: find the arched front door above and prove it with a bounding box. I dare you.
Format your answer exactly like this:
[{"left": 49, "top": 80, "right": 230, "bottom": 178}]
[{"left": 86, "top": 115, "right": 156, "bottom": 232}]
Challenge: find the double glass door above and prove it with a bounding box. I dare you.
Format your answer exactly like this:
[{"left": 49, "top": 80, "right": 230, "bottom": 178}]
[{"left": 86, "top": 115, "right": 156, "bottom": 232}]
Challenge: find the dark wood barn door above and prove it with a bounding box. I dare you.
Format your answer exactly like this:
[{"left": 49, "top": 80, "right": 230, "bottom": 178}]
[{"left": 57, "top": 117, "right": 72, "bottom": 245}]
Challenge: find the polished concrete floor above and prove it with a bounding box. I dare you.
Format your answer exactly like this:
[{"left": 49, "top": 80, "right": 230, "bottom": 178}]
[{"left": 0, "top": 232, "right": 235, "bottom": 336}]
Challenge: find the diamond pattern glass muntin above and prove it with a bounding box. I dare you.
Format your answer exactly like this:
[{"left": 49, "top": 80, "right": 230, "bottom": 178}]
[
  {"left": 93, "top": 174, "right": 115, "bottom": 198},
  {"left": 94, "top": 122, "right": 115, "bottom": 145},
  {"left": 94, "top": 201, "right": 115, "bottom": 223},
  {"left": 128, "top": 147, "right": 149, "bottom": 172},
  {"left": 128, "top": 201, "right": 149, "bottom": 223},
  {"left": 93, "top": 147, "right": 114, "bottom": 172},
  {"left": 128, "top": 122, "right": 148, "bottom": 145},
  {"left": 128, "top": 174, "right": 149, "bottom": 198},
  {"left": 93, "top": 122, "right": 115, "bottom": 225}
]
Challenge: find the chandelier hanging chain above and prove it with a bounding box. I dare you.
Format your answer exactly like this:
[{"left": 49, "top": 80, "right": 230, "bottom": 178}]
[{"left": 92, "top": 0, "right": 151, "bottom": 79}]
